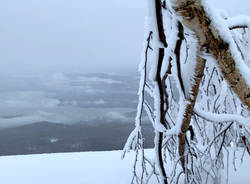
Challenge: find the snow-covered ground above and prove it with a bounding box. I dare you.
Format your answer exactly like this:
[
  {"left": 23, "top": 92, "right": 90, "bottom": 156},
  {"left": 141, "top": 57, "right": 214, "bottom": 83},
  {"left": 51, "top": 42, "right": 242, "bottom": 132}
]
[{"left": 0, "top": 149, "right": 249, "bottom": 184}]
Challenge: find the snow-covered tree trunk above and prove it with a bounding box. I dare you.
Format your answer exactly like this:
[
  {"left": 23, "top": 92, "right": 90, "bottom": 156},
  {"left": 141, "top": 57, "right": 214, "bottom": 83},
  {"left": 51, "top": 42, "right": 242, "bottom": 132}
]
[
  {"left": 171, "top": 0, "right": 250, "bottom": 110},
  {"left": 123, "top": 0, "right": 250, "bottom": 183}
]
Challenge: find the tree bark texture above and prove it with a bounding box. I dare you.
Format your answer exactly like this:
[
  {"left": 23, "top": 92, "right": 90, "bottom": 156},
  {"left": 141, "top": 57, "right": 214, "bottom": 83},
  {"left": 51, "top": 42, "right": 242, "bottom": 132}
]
[
  {"left": 172, "top": 0, "right": 250, "bottom": 110},
  {"left": 154, "top": 1, "right": 168, "bottom": 183},
  {"left": 178, "top": 55, "right": 206, "bottom": 169}
]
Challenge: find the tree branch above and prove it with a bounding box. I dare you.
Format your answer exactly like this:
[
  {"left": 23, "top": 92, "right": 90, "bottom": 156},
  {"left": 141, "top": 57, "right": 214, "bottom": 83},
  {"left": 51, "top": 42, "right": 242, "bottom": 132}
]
[
  {"left": 171, "top": 0, "right": 250, "bottom": 110},
  {"left": 155, "top": 0, "right": 168, "bottom": 47},
  {"left": 194, "top": 106, "right": 250, "bottom": 128}
]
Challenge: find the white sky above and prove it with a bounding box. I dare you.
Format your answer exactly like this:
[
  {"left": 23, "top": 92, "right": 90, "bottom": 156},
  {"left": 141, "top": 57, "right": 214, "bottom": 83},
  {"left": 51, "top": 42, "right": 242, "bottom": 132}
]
[{"left": 0, "top": 0, "right": 249, "bottom": 75}]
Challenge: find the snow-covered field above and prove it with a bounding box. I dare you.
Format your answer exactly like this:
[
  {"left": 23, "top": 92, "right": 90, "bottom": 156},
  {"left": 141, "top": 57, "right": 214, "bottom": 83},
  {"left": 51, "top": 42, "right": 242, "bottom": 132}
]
[{"left": 0, "top": 149, "right": 249, "bottom": 184}]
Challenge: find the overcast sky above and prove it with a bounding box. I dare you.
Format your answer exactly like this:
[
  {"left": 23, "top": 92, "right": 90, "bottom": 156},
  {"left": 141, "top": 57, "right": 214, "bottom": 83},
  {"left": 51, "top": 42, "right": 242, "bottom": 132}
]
[{"left": 0, "top": 0, "right": 249, "bottom": 75}]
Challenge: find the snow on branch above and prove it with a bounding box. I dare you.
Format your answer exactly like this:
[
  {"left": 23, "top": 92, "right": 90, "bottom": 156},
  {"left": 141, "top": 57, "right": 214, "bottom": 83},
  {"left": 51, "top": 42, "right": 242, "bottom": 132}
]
[
  {"left": 170, "top": 0, "right": 250, "bottom": 109},
  {"left": 124, "top": 1, "right": 250, "bottom": 183},
  {"left": 194, "top": 106, "right": 250, "bottom": 128},
  {"left": 201, "top": 0, "right": 250, "bottom": 94},
  {"left": 227, "top": 15, "right": 250, "bottom": 30}
]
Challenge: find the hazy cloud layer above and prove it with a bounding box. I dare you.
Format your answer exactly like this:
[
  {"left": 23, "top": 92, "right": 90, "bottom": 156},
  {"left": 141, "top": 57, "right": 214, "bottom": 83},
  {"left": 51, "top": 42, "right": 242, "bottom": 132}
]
[
  {"left": 0, "top": 0, "right": 249, "bottom": 128},
  {"left": 0, "top": 73, "right": 137, "bottom": 128}
]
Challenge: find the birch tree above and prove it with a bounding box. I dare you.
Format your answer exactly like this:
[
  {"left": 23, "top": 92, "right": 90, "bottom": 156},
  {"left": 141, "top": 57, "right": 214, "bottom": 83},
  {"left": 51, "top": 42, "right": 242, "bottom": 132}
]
[{"left": 123, "top": 0, "right": 250, "bottom": 183}]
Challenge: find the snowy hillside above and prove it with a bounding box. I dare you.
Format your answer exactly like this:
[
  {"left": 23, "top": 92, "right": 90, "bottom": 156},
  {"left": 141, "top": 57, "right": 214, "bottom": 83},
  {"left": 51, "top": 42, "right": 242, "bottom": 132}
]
[{"left": 0, "top": 149, "right": 249, "bottom": 184}]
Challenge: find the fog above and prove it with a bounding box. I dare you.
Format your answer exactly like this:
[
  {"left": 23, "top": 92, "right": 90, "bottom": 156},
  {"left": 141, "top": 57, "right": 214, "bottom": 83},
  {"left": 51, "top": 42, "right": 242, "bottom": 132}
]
[
  {"left": 0, "top": 0, "right": 250, "bottom": 129},
  {"left": 0, "top": 0, "right": 249, "bottom": 75},
  {"left": 0, "top": 0, "right": 146, "bottom": 75}
]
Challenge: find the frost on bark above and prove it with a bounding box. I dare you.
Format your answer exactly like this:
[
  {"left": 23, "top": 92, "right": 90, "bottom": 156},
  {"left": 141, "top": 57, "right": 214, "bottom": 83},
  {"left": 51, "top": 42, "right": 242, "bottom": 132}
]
[
  {"left": 178, "top": 54, "right": 206, "bottom": 169},
  {"left": 171, "top": 0, "right": 250, "bottom": 110},
  {"left": 123, "top": 0, "right": 250, "bottom": 183}
]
